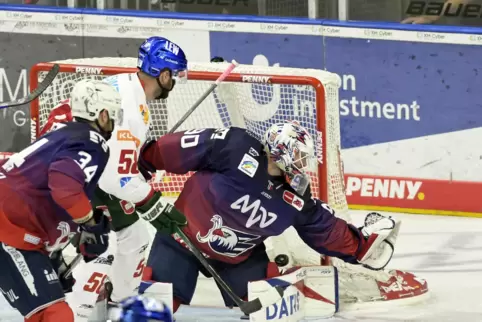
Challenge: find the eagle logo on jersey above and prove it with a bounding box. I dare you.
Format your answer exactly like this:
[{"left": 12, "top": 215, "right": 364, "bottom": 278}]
[
  {"left": 44, "top": 221, "right": 76, "bottom": 252},
  {"left": 196, "top": 215, "right": 260, "bottom": 258},
  {"left": 139, "top": 104, "right": 150, "bottom": 125}
]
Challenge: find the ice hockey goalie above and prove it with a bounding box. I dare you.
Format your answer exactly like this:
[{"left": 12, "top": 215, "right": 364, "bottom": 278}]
[{"left": 135, "top": 121, "right": 430, "bottom": 321}]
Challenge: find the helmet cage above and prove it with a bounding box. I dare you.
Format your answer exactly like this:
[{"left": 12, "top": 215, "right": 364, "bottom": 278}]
[{"left": 266, "top": 121, "right": 315, "bottom": 195}]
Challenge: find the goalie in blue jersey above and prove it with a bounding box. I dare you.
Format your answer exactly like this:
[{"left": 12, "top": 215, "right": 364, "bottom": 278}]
[{"left": 134, "top": 120, "right": 411, "bottom": 313}]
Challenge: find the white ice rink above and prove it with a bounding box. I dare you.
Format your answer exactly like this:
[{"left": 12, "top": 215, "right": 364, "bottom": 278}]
[{"left": 1, "top": 210, "right": 482, "bottom": 322}]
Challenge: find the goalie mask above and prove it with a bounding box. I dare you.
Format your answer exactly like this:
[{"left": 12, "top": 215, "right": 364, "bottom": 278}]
[{"left": 264, "top": 121, "right": 315, "bottom": 195}]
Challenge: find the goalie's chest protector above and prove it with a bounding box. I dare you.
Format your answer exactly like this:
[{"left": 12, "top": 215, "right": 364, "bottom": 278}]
[{"left": 181, "top": 130, "right": 311, "bottom": 263}]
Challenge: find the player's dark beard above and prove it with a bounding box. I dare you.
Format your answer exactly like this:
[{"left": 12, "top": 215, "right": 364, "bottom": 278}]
[
  {"left": 95, "top": 119, "right": 114, "bottom": 141},
  {"left": 155, "top": 78, "right": 176, "bottom": 100}
]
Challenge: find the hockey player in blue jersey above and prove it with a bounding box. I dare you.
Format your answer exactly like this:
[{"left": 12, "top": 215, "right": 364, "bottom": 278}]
[
  {"left": 0, "top": 79, "right": 122, "bottom": 322},
  {"left": 135, "top": 120, "right": 403, "bottom": 313}
]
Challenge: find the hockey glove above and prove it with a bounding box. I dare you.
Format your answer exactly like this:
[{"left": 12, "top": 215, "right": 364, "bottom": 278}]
[
  {"left": 50, "top": 250, "right": 76, "bottom": 293},
  {"left": 138, "top": 140, "right": 157, "bottom": 181},
  {"left": 356, "top": 212, "right": 401, "bottom": 270},
  {"left": 136, "top": 192, "right": 187, "bottom": 235},
  {"left": 77, "top": 208, "right": 110, "bottom": 263}
]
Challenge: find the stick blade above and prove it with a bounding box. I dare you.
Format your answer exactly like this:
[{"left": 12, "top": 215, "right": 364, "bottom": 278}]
[
  {"left": 0, "top": 63, "right": 60, "bottom": 109},
  {"left": 240, "top": 285, "right": 285, "bottom": 315}
]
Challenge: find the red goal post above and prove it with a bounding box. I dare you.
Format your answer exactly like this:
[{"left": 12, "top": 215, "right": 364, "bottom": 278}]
[{"left": 30, "top": 58, "right": 348, "bottom": 265}]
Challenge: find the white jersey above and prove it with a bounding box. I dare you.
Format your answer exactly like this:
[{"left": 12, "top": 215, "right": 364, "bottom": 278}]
[
  {"left": 67, "top": 73, "right": 154, "bottom": 320},
  {"left": 99, "top": 73, "right": 153, "bottom": 204}
]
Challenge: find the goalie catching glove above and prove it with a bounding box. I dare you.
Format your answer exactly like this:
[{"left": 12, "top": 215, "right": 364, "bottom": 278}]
[
  {"left": 356, "top": 212, "right": 401, "bottom": 270},
  {"left": 75, "top": 208, "right": 111, "bottom": 263}
]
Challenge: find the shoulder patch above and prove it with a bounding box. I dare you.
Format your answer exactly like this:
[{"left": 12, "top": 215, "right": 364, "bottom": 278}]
[
  {"left": 283, "top": 191, "right": 305, "bottom": 211},
  {"left": 238, "top": 154, "right": 259, "bottom": 178},
  {"left": 139, "top": 104, "right": 150, "bottom": 125},
  {"left": 248, "top": 147, "right": 259, "bottom": 157}
]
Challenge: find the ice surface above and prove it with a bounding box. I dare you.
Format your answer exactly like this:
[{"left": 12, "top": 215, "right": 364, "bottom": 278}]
[{"left": 1, "top": 210, "right": 482, "bottom": 321}]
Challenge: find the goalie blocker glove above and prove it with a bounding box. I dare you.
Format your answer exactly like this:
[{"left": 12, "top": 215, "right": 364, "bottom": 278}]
[
  {"left": 136, "top": 191, "right": 187, "bottom": 235},
  {"left": 76, "top": 208, "right": 111, "bottom": 263}
]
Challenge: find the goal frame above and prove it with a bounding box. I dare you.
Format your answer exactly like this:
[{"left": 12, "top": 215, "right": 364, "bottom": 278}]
[{"left": 30, "top": 62, "right": 329, "bottom": 202}]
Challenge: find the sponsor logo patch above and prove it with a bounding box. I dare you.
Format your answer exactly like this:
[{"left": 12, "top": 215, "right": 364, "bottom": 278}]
[
  {"left": 283, "top": 191, "right": 305, "bottom": 211},
  {"left": 238, "top": 154, "right": 259, "bottom": 178}
]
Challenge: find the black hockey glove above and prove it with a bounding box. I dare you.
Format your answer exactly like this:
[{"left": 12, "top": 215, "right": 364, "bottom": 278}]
[
  {"left": 49, "top": 250, "right": 76, "bottom": 293},
  {"left": 136, "top": 191, "right": 187, "bottom": 235},
  {"left": 77, "top": 208, "right": 110, "bottom": 263},
  {"left": 138, "top": 140, "right": 157, "bottom": 181},
  {"left": 211, "top": 56, "right": 225, "bottom": 62}
]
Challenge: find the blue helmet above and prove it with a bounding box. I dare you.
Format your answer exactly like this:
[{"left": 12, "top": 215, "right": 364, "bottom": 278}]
[
  {"left": 138, "top": 36, "right": 188, "bottom": 81},
  {"left": 113, "top": 296, "right": 173, "bottom": 322}
]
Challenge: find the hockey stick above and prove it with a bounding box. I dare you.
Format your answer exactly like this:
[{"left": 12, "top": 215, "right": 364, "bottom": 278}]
[
  {"left": 153, "top": 60, "right": 239, "bottom": 183},
  {"left": 62, "top": 253, "right": 83, "bottom": 279},
  {"left": 168, "top": 60, "right": 239, "bottom": 134},
  {"left": 0, "top": 64, "right": 60, "bottom": 109},
  {"left": 174, "top": 226, "right": 285, "bottom": 316}
]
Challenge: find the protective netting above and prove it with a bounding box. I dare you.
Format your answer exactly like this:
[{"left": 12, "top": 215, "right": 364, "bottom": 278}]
[{"left": 32, "top": 58, "right": 348, "bottom": 265}]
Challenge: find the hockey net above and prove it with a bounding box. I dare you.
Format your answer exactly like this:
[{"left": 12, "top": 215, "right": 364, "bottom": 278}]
[{"left": 31, "top": 58, "right": 347, "bottom": 266}]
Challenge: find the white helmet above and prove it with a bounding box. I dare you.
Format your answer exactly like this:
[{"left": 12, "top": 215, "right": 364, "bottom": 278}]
[
  {"left": 70, "top": 79, "right": 122, "bottom": 126},
  {"left": 264, "top": 120, "right": 315, "bottom": 195}
]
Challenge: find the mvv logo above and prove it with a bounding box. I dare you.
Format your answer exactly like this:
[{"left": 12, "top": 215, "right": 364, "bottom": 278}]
[{"left": 231, "top": 195, "right": 277, "bottom": 229}]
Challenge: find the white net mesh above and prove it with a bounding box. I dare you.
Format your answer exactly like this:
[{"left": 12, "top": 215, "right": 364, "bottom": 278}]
[{"left": 32, "top": 58, "right": 348, "bottom": 266}]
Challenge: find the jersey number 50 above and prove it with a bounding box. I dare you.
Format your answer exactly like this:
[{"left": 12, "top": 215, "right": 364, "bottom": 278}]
[{"left": 118, "top": 149, "right": 140, "bottom": 175}]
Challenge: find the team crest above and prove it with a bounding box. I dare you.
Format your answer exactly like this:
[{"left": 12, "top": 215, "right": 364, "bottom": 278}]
[
  {"left": 139, "top": 104, "right": 150, "bottom": 125},
  {"left": 196, "top": 215, "right": 260, "bottom": 257},
  {"left": 44, "top": 221, "right": 76, "bottom": 252}
]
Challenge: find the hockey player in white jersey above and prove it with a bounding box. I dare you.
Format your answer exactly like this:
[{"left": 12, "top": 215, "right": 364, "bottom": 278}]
[{"left": 39, "top": 36, "right": 189, "bottom": 320}]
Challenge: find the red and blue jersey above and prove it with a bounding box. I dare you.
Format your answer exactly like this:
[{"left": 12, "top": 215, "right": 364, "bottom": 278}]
[
  {"left": 142, "top": 127, "right": 365, "bottom": 264},
  {"left": 0, "top": 122, "right": 109, "bottom": 252}
]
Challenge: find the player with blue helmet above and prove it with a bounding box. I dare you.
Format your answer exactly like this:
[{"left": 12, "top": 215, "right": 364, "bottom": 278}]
[
  {"left": 137, "top": 36, "right": 188, "bottom": 100},
  {"left": 65, "top": 36, "right": 188, "bottom": 320},
  {"left": 110, "top": 296, "right": 173, "bottom": 322}
]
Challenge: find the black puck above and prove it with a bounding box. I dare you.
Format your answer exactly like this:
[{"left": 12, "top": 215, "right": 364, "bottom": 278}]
[{"left": 274, "top": 254, "right": 289, "bottom": 267}]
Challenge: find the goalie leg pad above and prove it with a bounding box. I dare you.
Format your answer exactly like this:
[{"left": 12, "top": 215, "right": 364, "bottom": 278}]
[
  {"left": 145, "top": 232, "right": 200, "bottom": 305},
  {"left": 248, "top": 266, "right": 338, "bottom": 321}
]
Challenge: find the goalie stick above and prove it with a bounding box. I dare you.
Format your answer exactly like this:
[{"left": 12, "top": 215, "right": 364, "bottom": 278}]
[
  {"left": 0, "top": 64, "right": 60, "bottom": 109},
  {"left": 174, "top": 227, "right": 285, "bottom": 316}
]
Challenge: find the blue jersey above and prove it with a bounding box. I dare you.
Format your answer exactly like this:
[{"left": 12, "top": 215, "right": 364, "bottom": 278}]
[
  {"left": 143, "top": 127, "right": 364, "bottom": 264},
  {"left": 0, "top": 122, "right": 109, "bottom": 252}
]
